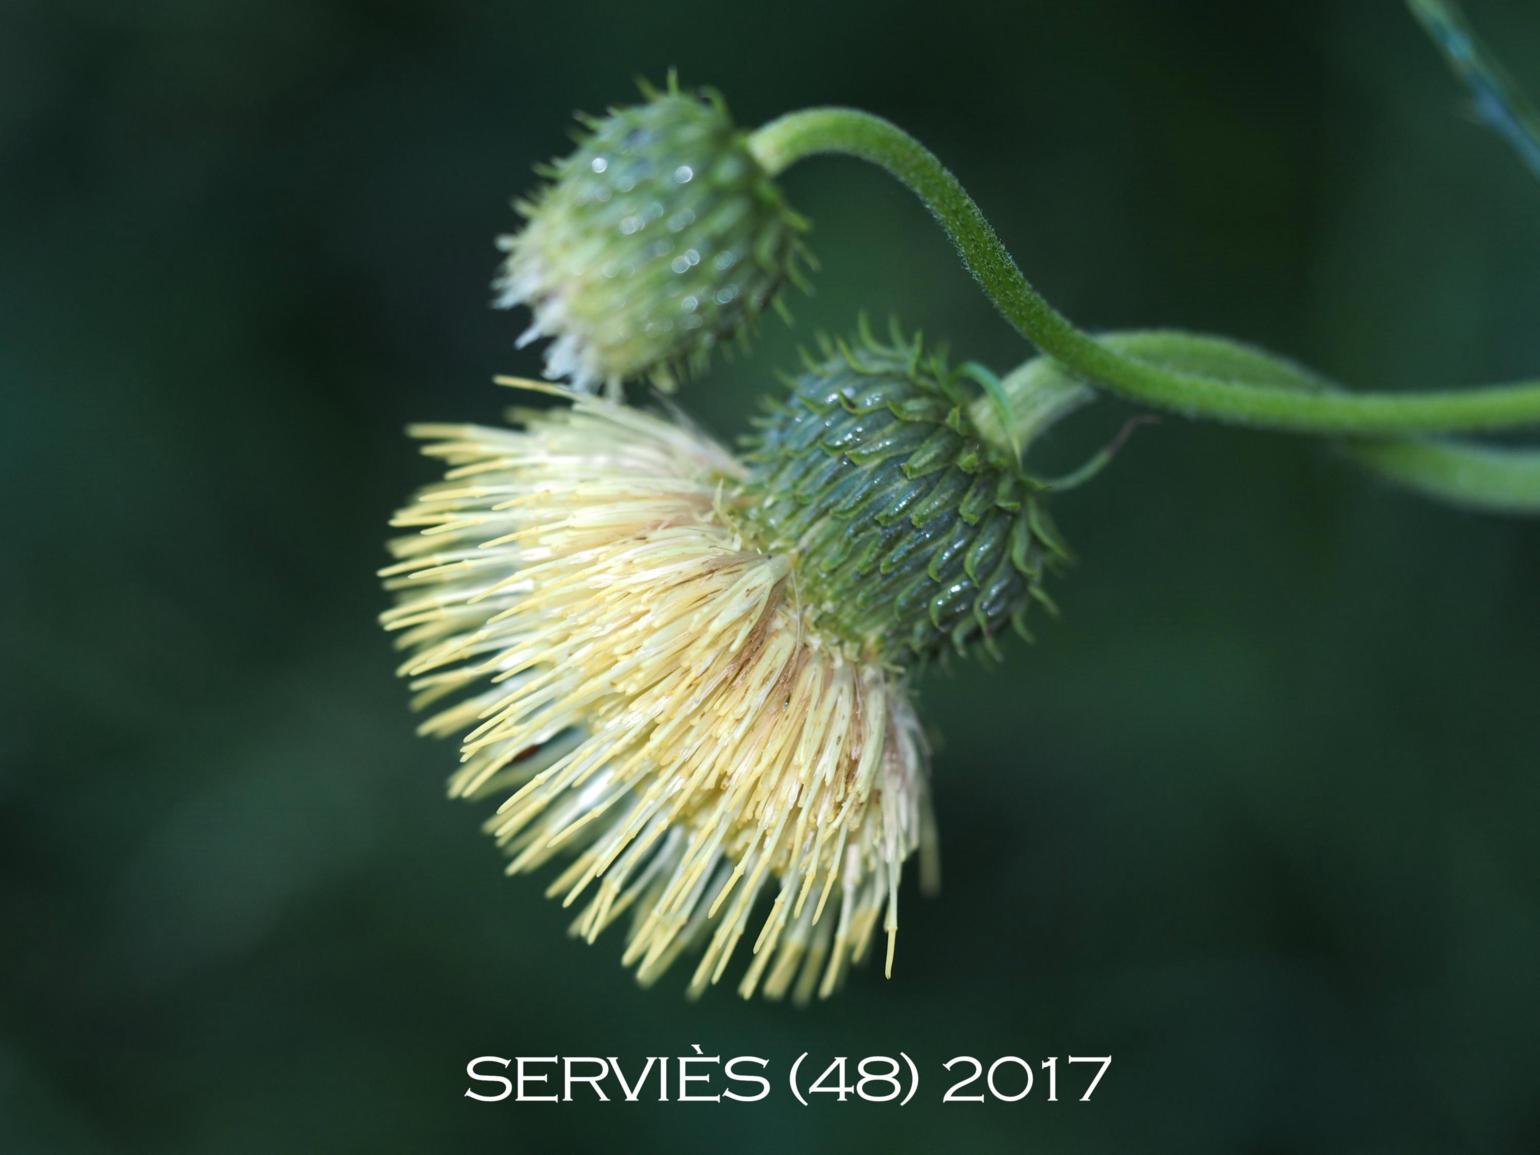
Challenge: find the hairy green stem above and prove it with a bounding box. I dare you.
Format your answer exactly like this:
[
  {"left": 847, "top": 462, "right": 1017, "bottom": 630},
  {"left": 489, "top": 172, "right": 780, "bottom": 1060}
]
[
  {"left": 748, "top": 108, "right": 1540, "bottom": 437},
  {"left": 1001, "top": 330, "right": 1540, "bottom": 513}
]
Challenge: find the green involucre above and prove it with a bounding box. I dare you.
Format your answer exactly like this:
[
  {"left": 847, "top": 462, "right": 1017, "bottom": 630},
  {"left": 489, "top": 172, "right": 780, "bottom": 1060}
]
[{"left": 739, "top": 328, "right": 1068, "bottom": 664}]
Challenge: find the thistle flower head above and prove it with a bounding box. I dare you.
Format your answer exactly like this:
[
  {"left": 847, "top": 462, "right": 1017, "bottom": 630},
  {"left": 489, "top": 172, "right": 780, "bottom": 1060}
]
[
  {"left": 496, "top": 80, "right": 808, "bottom": 394},
  {"left": 380, "top": 328, "right": 1065, "bottom": 999},
  {"left": 382, "top": 383, "right": 934, "bottom": 1000}
]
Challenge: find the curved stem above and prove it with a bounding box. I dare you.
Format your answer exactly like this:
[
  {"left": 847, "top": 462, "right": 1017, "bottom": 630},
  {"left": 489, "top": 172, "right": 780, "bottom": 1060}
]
[
  {"left": 999, "top": 329, "right": 1540, "bottom": 513},
  {"left": 749, "top": 108, "right": 1540, "bottom": 437},
  {"left": 1345, "top": 439, "right": 1540, "bottom": 512}
]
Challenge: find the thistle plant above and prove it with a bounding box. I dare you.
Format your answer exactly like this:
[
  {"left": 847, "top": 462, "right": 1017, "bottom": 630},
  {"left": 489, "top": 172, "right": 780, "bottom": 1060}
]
[{"left": 383, "top": 2, "right": 1540, "bottom": 1000}]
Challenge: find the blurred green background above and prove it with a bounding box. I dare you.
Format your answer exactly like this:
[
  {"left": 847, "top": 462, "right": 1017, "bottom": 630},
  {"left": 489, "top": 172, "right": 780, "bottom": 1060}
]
[{"left": 4, "top": 0, "right": 1539, "bottom": 1151}]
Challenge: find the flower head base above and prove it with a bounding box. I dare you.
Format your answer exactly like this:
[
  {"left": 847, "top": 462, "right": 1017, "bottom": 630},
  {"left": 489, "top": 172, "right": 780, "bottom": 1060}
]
[
  {"left": 496, "top": 81, "right": 809, "bottom": 395},
  {"left": 381, "top": 383, "right": 934, "bottom": 1000},
  {"left": 742, "top": 328, "right": 1070, "bottom": 663}
]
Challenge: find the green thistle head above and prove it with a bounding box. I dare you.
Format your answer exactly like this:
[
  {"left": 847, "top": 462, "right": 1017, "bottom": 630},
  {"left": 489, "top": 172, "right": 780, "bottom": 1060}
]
[
  {"left": 739, "top": 325, "right": 1070, "bottom": 665},
  {"left": 497, "top": 79, "right": 809, "bottom": 393}
]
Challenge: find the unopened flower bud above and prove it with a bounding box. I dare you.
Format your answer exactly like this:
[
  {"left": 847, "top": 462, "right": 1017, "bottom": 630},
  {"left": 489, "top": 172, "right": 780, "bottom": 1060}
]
[{"left": 496, "top": 82, "right": 808, "bottom": 393}]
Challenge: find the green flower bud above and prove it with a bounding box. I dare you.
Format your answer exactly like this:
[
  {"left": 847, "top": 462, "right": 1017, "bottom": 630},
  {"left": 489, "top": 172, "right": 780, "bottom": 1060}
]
[
  {"left": 496, "top": 81, "right": 809, "bottom": 393},
  {"left": 740, "top": 326, "right": 1070, "bottom": 664}
]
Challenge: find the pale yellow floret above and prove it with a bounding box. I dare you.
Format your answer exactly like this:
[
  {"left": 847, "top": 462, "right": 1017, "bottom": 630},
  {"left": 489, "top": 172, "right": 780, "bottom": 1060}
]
[{"left": 380, "top": 383, "right": 937, "bottom": 1000}]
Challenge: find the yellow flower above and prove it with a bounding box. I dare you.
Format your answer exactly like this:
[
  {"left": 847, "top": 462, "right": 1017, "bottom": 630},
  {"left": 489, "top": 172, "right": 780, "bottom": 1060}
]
[{"left": 381, "top": 382, "right": 936, "bottom": 1000}]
